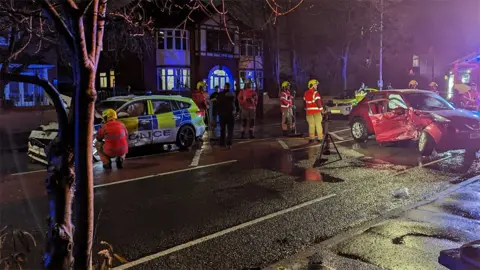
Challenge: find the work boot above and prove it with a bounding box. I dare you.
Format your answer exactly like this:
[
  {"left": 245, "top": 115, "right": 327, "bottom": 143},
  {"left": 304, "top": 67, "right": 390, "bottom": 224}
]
[
  {"left": 308, "top": 139, "right": 315, "bottom": 144},
  {"left": 249, "top": 130, "right": 255, "bottom": 139},
  {"left": 116, "top": 157, "right": 124, "bottom": 169},
  {"left": 103, "top": 162, "right": 112, "bottom": 170},
  {"left": 282, "top": 130, "right": 288, "bottom": 137},
  {"left": 241, "top": 131, "right": 245, "bottom": 139}
]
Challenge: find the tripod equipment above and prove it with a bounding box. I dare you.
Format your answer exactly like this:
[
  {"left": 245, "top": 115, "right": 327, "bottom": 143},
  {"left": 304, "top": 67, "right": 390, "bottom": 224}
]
[{"left": 314, "top": 111, "right": 342, "bottom": 166}]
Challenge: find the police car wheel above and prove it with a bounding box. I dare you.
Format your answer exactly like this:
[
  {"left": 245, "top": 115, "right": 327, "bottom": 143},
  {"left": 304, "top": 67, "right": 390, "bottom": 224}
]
[{"left": 176, "top": 125, "right": 196, "bottom": 149}]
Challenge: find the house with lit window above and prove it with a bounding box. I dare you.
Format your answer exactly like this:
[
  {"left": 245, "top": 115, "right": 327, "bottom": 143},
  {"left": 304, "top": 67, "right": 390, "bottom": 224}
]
[
  {"left": 96, "top": 7, "right": 264, "bottom": 99},
  {"left": 0, "top": 34, "right": 57, "bottom": 107}
]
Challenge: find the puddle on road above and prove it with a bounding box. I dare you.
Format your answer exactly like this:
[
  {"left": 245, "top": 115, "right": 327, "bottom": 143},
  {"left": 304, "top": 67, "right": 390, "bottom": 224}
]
[{"left": 295, "top": 169, "right": 345, "bottom": 183}]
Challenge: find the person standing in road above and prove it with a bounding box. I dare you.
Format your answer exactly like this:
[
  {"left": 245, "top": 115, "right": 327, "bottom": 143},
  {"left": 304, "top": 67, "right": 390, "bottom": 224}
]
[
  {"left": 280, "top": 81, "right": 294, "bottom": 136},
  {"left": 238, "top": 81, "right": 258, "bottom": 139},
  {"left": 192, "top": 81, "right": 209, "bottom": 125},
  {"left": 210, "top": 85, "right": 220, "bottom": 131},
  {"left": 429, "top": 82, "right": 439, "bottom": 93},
  {"left": 95, "top": 109, "right": 129, "bottom": 170},
  {"left": 216, "top": 83, "right": 236, "bottom": 148},
  {"left": 303, "top": 79, "right": 324, "bottom": 144},
  {"left": 408, "top": 80, "right": 418, "bottom": 89}
]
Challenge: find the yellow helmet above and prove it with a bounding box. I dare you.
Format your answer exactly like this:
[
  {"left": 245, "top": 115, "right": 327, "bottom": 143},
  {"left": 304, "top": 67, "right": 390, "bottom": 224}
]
[
  {"left": 308, "top": 79, "right": 319, "bottom": 88},
  {"left": 408, "top": 80, "right": 418, "bottom": 87},
  {"left": 429, "top": 81, "right": 438, "bottom": 87},
  {"left": 281, "top": 81, "right": 290, "bottom": 89},
  {"left": 197, "top": 81, "right": 206, "bottom": 89},
  {"left": 102, "top": 109, "right": 117, "bottom": 122}
]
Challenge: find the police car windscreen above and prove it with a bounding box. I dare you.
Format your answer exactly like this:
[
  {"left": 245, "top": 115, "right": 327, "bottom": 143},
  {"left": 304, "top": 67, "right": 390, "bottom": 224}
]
[{"left": 96, "top": 100, "right": 126, "bottom": 113}]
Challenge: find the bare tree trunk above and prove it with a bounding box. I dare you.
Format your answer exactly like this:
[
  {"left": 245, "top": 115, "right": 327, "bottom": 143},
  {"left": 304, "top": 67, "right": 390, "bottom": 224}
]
[
  {"left": 341, "top": 44, "right": 350, "bottom": 90},
  {"left": 274, "top": 24, "right": 281, "bottom": 95},
  {"left": 73, "top": 67, "right": 96, "bottom": 269},
  {"left": 0, "top": 72, "right": 74, "bottom": 269}
]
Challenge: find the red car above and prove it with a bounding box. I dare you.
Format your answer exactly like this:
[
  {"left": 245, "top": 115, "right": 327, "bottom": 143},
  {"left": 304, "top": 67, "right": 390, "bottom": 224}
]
[{"left": 348, "top": 89, "right": 480, "bottom": 157}]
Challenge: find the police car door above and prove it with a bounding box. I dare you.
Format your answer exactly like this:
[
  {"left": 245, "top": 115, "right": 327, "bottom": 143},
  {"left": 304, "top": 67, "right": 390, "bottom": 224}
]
[
  {"left": 150, "top": 99, "right": 176, "bottom": 144},
  {"left": 117, "top": 100, "right": 152, "bottom": 147}
]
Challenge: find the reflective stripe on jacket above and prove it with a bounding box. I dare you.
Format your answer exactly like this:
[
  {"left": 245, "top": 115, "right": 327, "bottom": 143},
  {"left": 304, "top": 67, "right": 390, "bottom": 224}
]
[
  {"left": 280, "top": 90, "right": 293, "bottom": 110},
  {"left": 96, "top": 120, "right": 129, "bottom": 157},
  {"left": 303, "top": 88, "right": 323, "bottom": 115}
]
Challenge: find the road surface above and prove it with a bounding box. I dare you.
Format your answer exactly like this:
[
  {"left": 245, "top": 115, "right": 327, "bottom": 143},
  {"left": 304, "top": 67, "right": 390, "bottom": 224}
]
[{"left": 1, "top": 120, "right": 479, "bottom": 269}]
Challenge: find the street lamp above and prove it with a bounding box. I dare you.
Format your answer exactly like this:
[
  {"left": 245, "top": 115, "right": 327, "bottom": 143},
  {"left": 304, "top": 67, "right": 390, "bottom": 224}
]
[{"left": 378, "top": 0, "right": 384, "bottom": 90}]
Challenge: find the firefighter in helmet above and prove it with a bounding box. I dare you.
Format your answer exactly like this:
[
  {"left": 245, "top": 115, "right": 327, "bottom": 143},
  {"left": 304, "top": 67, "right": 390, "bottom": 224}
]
[
  {"left": 95, "top": 109, "right": 129, "bottom": 170},
  {"left": 280, "top": 81, "right": 294, "bottom": 136},
  {"left": 408, "top": 80, "right": 418, "bottom": 89},
  {"left": 303, "top": 79, "right": 324, "bottom": 143},
  {"left": 192, "top": 81, "right": 209, "bottom": 124},
  {"left": 429, "top": 82, "right": 439, "bottom": 93}
]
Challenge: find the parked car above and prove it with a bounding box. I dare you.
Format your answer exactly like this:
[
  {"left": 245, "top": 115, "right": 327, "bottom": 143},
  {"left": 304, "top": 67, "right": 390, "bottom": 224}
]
[
  {"left": 28, "top": 95, "right": 206, "bottom": 165},
  {"left": 326, "top": 88, "right": 378, "bottom": 116},
  {"left": 326, "top": 89, "right": 358, "bottom": 116},
  {"left": 348, "top": 89, "right": 480, "bottom": 157}
]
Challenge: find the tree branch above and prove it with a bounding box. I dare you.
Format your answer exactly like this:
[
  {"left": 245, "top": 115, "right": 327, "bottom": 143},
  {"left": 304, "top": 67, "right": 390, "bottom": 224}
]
[
  {"left": 0, "top": 72, "right": 68, "bottom": 138},
  {"left": 38, "top": 0, "right": 75, "bottom": 50}
]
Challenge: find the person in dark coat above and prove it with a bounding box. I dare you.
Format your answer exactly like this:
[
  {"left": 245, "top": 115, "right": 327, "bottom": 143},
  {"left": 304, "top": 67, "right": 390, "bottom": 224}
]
[{"left": 216, "top": 83, "right": 236, "bottom": 148}]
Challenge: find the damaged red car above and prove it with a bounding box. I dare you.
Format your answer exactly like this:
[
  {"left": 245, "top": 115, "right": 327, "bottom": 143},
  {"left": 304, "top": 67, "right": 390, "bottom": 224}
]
[{"left": 348, "top": 89, "right": 480, "bottom": 157}]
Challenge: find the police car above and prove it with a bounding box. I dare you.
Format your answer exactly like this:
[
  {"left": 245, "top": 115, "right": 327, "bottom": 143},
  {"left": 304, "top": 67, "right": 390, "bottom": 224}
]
[{"left": 28, "top": 95, "right": 206, "bottom": 164}]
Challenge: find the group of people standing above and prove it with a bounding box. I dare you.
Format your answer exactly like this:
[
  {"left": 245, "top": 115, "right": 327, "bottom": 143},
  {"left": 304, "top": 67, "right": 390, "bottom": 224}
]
[
  {"left": 191, "top": 80, "right": 258, "bottom": 148},
  {"left": 280, "top": 79, "right": 324, "bottom": 143}
]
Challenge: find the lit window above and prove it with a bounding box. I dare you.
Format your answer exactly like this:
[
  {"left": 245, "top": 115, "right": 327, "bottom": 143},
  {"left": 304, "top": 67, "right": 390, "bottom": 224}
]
[
  {"left": 240, "top": 39, "right": 262, "bottom": 57},
  {"left": 412, "top": 55, "right": 419, "bottom": 67},
  {"left": 239, "top": 70, "right": 264, "bottom": 89},
  {"left": 157, "top": 29, "right": 189, "bottom": 51},
  {"left": 100, "top": 72, "right": 107, "bottom": 88},
  {"left": 109, "top": 70, "right": 115, "bottom": 88},
  {"left": 157, "top": 68, "right": 190, "bottom": 90}
]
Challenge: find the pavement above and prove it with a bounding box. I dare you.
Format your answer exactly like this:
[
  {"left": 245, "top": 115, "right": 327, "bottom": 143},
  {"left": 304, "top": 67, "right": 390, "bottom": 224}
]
[{"left": 1, "top": 117, "right": 480, "bottom": 269}]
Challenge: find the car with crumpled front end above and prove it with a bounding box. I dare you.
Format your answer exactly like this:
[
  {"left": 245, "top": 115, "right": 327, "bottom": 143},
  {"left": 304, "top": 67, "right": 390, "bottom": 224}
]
[{"left": 348, "top": 89, "right": 480, "bottom": 157}]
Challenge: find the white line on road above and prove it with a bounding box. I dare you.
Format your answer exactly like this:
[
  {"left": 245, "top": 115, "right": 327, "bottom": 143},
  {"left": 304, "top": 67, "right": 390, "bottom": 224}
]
[
  {"left": 112, "top": 193, "right": 336, "bottom": 269},
  {"left": 277, "top": 139, "right": 289, "bottom": 149},
  {"left": 189, "top": 149, "right": 203, "bottom": 167},
  {"left": 94, "top": 160, "right": 237, "bottom": 189},
  {"left": 10, "top": 169, "right": 46, "bottom": 176},
  {"left": 329, "top": 132, "right": 344, "bottom": 141},
  {"left": 331, "top": 128, "right": 350, "bottom": 134}
]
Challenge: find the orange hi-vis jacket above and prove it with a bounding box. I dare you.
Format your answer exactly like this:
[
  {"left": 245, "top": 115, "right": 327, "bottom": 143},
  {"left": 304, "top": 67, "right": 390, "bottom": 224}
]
[
  {"left": 238, "top": 88, "right": 257, "bottom": 110},
  {"left": 280, "top": 89, "right": 293, "bottom": 111},
  {"left": 303, "top": 88, "right": 323, "bottom": 115},
  {"left": 96, "top": 120, "right": 129, "bottom": 157},
  {"left": 192, "top": 89, "right": 208, "bottom": 111}
]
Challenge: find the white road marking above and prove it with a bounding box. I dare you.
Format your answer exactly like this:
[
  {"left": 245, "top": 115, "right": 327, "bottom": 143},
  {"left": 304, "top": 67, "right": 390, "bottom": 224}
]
[
  {"left": 189, "top": 149, "right": 203, "bottom": 167},
  {"left": 277, "top": 139, "right": 289, "bottom": 149},
  {"left": 94, "top": 160, "right": 237, "bottom": 188},
  {"left": 10, "top": 169, "right": 47, "bottom": 176},
  {"left": 113, "top": 194, "right": 337, "bottom": 269},
  {"left": 291, "top": 139, "right": 353, "bottom": 151},
  {"left": 329, "top": 132, "right": 344, "bottom": 141},
  {"left": 331, "top": 128, "right": 350, "bottom": 134}
]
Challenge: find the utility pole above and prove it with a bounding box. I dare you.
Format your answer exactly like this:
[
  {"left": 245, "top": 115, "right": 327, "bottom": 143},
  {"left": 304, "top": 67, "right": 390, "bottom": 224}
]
[{"left": 379, "top": 0, "right": 384, "bottom": 90}]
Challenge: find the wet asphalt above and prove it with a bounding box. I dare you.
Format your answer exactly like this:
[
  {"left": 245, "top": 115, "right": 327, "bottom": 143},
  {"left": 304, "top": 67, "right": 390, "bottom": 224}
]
[{"left": 1, "top": 119, "right": 480, "bottom": 269}]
